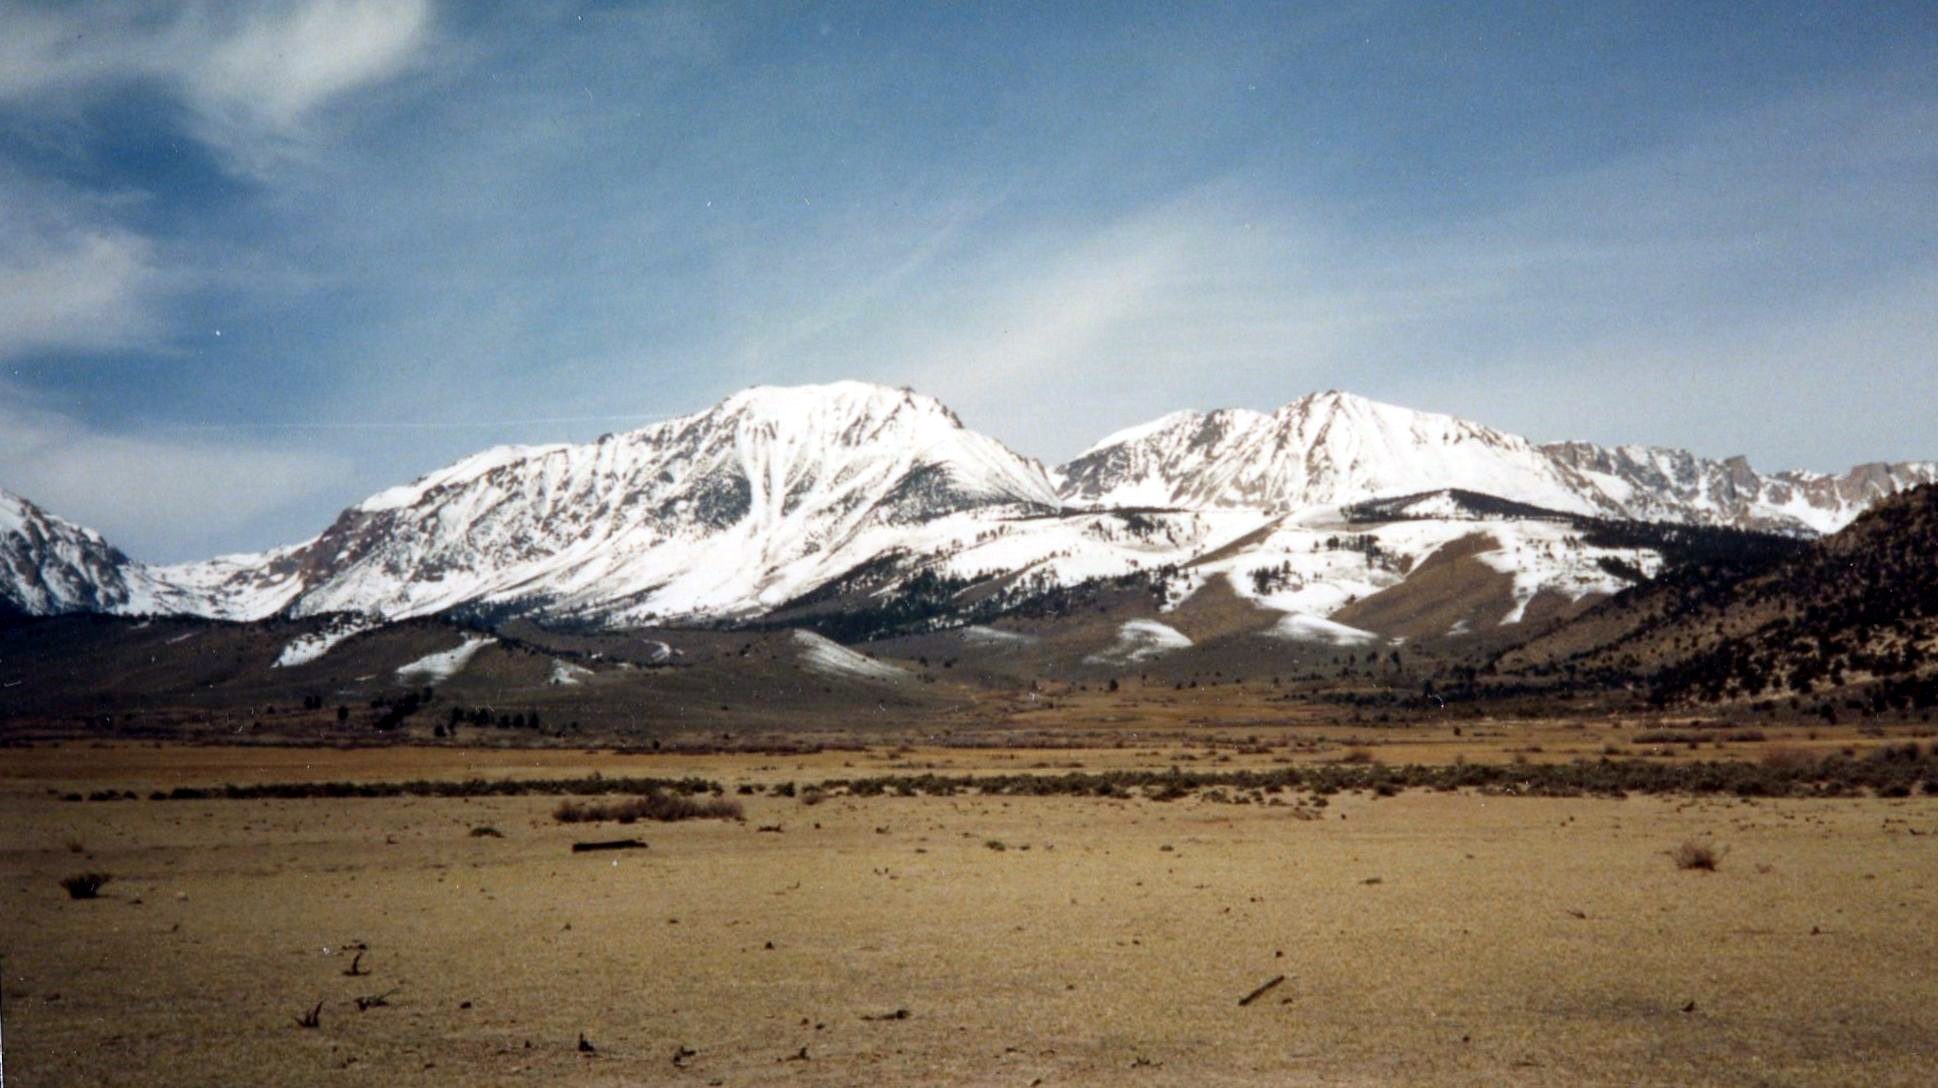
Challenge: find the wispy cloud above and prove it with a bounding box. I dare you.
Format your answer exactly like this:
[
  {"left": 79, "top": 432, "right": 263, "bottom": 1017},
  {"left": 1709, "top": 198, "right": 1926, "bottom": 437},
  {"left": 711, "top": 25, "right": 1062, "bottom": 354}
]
[
  {"left": 0, "top": 390, "right": 352, "bottom": 561},
  {"left": 0, "top": 0, "right": 432, "bottom": 171},
  {"left": 0, "top": 173, "right": 167, "bottom": 359},
  {"left": 1, "top": 4, "right": 1933, "bottom": 559}
]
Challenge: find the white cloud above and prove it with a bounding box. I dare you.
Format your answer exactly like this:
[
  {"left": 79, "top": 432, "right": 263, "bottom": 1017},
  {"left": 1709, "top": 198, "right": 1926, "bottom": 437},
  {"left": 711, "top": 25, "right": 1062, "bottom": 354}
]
[
  {"left": 0, "top": 173, "right": 170, "bottom": 359},
  {"left": 0, "top": 393, "right": 352, "bottom": 561},
  {"left": 0, "top": 0, "right": 433, "bottom": 170},
  {"left": 0, "top": 225, "right": 161, "bottom": 358},
  {"left": 0, "top": 2, "right": 434, "bottom": 356}
]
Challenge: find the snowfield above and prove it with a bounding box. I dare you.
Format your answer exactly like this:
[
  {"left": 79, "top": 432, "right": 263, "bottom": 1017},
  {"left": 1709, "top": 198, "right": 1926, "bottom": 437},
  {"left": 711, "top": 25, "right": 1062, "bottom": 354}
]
[
  {"left": 395, "top": 637, "right": 496, "bottom": 683},
  {"left": 793, "top": 630, "right": 909, "bottom": 683},
  {"left": 1270, "top": 612, "right": 1382, "bottom": 646},
  {"left": 273, "top": 616, "right": 377, "bottom": 668},
  {"left": 961, "top": 625, "right": 1038, "bottom": 647},
  {"left": 1085, "top": 619, "right": 1193, "bottom": 665}
]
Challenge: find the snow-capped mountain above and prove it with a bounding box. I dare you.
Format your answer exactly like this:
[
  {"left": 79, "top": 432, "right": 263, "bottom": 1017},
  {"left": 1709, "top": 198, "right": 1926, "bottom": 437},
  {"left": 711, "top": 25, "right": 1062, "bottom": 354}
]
[
  {"left": 1057, "top": 393, "right": 1594, "bottom": 514},
  {"left": 182, "top": 382, "right": 1061, "bottom": 624},
  {"left": 3, "top": 383, "right": 1932, "bottom": 640},
  {"left": 1537, "top": 442, "right": 1938, "bottom": 535},
  {"left": 1058, "top": 391, "right": 1938, "bottom": 534},
  {"left": 0, "top": 488, "right": 312, "bottom": 620},
  {"left": 0, "top": 488, "right": 151, "bottom": 615}
]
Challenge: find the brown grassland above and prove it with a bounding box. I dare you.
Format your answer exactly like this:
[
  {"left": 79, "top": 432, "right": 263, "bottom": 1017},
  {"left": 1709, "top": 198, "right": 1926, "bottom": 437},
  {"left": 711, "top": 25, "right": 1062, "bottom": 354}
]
[{"left": 4, "top": 725, "right": 1937, "bottom": 1086}]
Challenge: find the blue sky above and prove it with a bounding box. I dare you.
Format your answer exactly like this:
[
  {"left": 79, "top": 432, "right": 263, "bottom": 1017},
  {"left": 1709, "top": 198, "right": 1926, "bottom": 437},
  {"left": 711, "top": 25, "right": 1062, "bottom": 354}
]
[{"left": 3, "top": 1, "right": 1936, "bottom": 561}]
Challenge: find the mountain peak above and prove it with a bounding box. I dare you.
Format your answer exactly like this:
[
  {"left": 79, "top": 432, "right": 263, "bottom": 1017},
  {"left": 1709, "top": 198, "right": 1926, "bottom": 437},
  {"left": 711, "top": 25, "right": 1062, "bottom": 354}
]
[
  {"left": 1060, "top": 390, "right": 1555, "bottom": 511},
  {"left": 7, "top": 383, "right": 1937, "bottom": 626},
  {"left": 722, "top": 379, "right": 938, "bottom": 413}
]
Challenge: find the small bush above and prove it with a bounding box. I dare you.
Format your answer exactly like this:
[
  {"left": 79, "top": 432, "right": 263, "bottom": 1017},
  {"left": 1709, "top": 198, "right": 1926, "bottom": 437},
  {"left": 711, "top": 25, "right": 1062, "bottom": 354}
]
[
  {"left": 1760, "top": 746, "right": 1818, "bottom": 771},
  {"left": 554, "top": 792, "right": 743, "bottom": 824},
  {"left": 60, "top": 872, "right": 111, "bottom": 899},
  {"left": 1669, "top": 840, "right": 1722, "bottom": 871}
]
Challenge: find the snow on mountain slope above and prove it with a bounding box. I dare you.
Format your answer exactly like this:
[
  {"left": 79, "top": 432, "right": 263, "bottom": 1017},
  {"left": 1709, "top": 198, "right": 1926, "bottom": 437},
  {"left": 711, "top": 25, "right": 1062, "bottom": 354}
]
[
  {"left": 1540, "top": 442, "right": 1938, "bottom": 534},
  {"left": 276, "top": 382, "right": 1062, "bottom": 624},
  {"left": 1270, "top": 612, "right": 1382, "bottom": 646},
  {"left": 1059, "top": 392, "right": 1600, "bottom": 516},
  {"left": 273, "top": 614, "right": 378, "bottom": 668},
  {"left": 0, "top": 488, "right": 162, "bottom": 615},
  {"left": 396, "top": 636, "right": 496, "bottom": 683},
  {"left": 1084, "top": 619, "right": 1192, "bottom": 664},
  {"left": 1180, "top": 509, "right": 1661, "bottom": 633},
  {"left": 0, "top": 487, "right": 312, "bottom": 620},
  {"left": 150, "top": 542, "right": 313, "bottom": 621},
  {"left": 793, "top": 629, "right": 910, "bottom": 683},
  {"left": 1468, "top": 520, "right": 1666, "bottom": 623},
  {"left": 1061, "top": 391, "right": 1938, "bottom": 534},
  {"left": 5, "top": 384, "right": 1932, "bottom": 633}
]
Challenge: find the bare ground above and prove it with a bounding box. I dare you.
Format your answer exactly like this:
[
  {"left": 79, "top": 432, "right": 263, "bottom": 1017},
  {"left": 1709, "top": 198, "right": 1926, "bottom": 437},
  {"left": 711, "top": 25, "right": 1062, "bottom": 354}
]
[{"left": 3, "top": 744, "right": 1936, "bottom": 1086}]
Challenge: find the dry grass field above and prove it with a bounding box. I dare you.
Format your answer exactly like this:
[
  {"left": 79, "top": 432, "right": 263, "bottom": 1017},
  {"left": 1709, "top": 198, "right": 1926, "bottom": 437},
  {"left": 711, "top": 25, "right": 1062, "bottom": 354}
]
[{"left": 4, "top": 740, "right": 1937, "bottom": 1087}]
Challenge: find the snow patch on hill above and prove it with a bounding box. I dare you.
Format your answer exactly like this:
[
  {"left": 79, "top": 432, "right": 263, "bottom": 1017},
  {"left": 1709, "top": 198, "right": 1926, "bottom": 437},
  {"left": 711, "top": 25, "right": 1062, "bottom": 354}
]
[
  {"left": 1472, "top": 522, "right": 1664, "bottom": 623},
  {"left": 273, "top": 616, "right": 377, "bottom": 668},
  {"left": 1269, "top": 612, "right": 1381, "bottom": 646},
  {"left": 962, "top": 625, "right": 1037, "bottom": 647},
  {"left": 793, "top": 630, "right": 909, "bottom": 683},
  {"left": 1086, "top": 619, "right": 1192, "bottom": 665},
  {"left": 396, "top": 637, "right": 496, "bottom": 683}
]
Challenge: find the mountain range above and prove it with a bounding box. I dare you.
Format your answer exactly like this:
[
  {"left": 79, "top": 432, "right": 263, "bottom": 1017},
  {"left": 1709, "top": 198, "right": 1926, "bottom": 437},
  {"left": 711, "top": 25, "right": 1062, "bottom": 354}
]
[{"left": 6, "top": 382, "right": 1935, "bottom": 642}]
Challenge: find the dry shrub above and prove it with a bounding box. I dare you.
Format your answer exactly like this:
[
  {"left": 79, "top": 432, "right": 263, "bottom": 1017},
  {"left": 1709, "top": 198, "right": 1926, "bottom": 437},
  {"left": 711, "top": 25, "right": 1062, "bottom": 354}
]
[
  {"left": 60, "top": 872, "right": 111, "bottom": 899},
  {"left": 1669, "top": 840, "right": 1722, "bottom": 871},
  {"left": 1760, "top": 746, "right": 1819, "bottom": 772},
  {"left": 554, "top": 792, "right": 743, "bottom": 824},
  {"left": 1338, "top": 747, "right": 1376, "bottom": 764}
]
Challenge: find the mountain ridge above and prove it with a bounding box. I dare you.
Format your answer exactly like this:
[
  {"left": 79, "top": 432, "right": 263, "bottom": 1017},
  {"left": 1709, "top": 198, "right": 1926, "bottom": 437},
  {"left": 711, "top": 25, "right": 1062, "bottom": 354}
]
[{"left": 4, "top": 382, "right": 1933, "bottom": 632}]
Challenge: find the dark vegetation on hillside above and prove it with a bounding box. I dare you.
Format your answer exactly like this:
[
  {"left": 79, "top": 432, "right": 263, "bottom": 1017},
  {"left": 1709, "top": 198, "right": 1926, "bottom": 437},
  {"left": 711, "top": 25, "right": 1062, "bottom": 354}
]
[
  {"left": 766, "top": 561, "right": 1186, "bottom": 643},
  {"left": 1497, "top": 484, "right": 1938, "bottom": 711},
  {"left": 1642, "top": 486, "right": 1938, "bottom": 705}
]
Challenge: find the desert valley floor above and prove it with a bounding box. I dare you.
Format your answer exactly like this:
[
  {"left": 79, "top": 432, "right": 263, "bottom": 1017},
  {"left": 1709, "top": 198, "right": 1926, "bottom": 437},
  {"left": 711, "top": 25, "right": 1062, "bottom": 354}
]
[{"left": 4, "top": 729, "right": 1936, "bottom": 1088}]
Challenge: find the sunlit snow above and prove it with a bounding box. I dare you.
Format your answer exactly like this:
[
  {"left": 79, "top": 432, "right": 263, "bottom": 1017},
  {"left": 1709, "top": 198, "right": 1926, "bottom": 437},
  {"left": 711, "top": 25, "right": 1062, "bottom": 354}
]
[
  {"left": 1085, "top": 619, "right": 1192, "bottom": 665},
  {"left": 1269, "top": 612, "right": 1381, "bottom": 646},
  {"left": 273, "top": 616, "right": 376, "bottom": 668},
  {"left": 396, "top": 637, "right": 496, "bottom": 683},
  {"left": 793, "top": 630, "right": 909, "bottom": 683}
]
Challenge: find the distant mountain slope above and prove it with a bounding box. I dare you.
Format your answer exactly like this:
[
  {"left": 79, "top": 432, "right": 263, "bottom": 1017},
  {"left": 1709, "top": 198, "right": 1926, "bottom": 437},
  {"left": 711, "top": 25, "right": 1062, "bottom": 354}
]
[
  {"left": 1499, "top": 483, "right": 1938, "bottom": 707},
  {"left": 1057, "top": 393, "right": 1597, "bottom": 515},
  {"left": 1058, "top": 391, "right": 1938, "bottom": 533},
  {"left": 2, "top": 383, "right": 1932, "bottom": 637},
  {"left": 220, "top": 381, "right": 1062, "bottom": 625},
  {"left": 0, "top": 489, "right": 156, "bottom": 616}
]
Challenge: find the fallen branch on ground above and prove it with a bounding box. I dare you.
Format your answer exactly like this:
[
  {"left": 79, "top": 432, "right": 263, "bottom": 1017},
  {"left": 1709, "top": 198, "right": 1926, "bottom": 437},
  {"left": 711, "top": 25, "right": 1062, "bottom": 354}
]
[{"left": 1239, "top": 974, "right": 1287, "bottom": 1006}]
